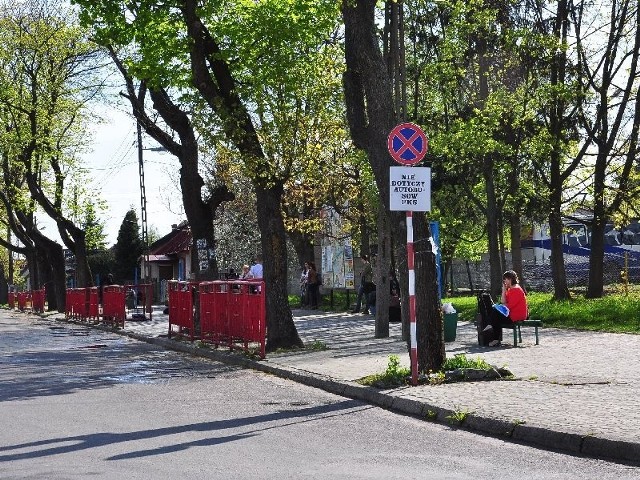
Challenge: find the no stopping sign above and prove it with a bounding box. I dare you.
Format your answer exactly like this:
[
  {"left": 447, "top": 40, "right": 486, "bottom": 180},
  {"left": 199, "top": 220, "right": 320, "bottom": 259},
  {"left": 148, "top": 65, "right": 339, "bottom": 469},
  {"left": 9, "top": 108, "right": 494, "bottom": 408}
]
[{"left": 387, "top": 122, "right": 428, "bottom": 165}]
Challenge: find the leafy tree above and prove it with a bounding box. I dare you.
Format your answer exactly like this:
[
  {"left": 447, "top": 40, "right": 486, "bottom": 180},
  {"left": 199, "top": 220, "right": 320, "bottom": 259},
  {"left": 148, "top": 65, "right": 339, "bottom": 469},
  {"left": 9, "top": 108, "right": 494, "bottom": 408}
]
[
  {"left": 113, "top": 209, "right": 143, "bottom": 283},
  {"left": 88, "top": 248, "right": 115, "bottom": 285},
  {"left": 0, "top": 0, "right": 108, "bottom": 293},
  {"left": 571, "top": 0, "right": 640, "bottom": 298},
  {"left": 82, "top": 201, "right": 107, "bottom": 251},
  {"left": 73, "top": 0, "right": 342, "bottom": 350}
]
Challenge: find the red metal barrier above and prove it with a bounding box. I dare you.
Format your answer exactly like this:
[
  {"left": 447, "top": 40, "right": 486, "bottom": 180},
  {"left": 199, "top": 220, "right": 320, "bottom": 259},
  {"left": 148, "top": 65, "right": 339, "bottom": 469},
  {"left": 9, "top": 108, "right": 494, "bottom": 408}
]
[
  {"left": 8, "top": 291, "right": 15, "bottom": 309},
  {"left": 65, "top": 288, "right": 87, "bottom": 320},
  {"left": 199, "top": 280, "right": 266, "bottom": 358},
  {"left": 200, "top": 281, "right": 229, "bottom": 344},
  {"left": 168, "top": 281, "right": 197, "bottom": 340},
  {"left": 102, "top": 285, "right": 126, "bottom": 328},
  {"left": 17, "top": 292, "right": 32, "bottom": 311},
  {"left": 31, "top": 288, "right": 46, "bottom": 313},
  {"left": 87, "top": 287, "right": 99, "bottom": 321},
  {"left": 65, "top": 289, "right": 74, "bottom": 318}
]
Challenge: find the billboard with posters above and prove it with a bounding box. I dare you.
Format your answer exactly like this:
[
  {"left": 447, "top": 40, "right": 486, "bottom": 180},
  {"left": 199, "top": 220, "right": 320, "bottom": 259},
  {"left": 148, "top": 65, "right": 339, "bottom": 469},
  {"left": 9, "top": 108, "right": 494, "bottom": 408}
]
[{"left": 320, "top": 207, "right": 354, "bottom": 289}]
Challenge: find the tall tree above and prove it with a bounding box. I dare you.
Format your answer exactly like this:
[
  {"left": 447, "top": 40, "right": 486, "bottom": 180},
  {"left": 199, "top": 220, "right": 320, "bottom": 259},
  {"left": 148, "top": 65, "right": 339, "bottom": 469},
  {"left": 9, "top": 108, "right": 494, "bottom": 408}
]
[
  {"left": 113, "top": 209, "right": 144, "bottom": 283},
  {"left": 342, "top": 0, "right": 445, "bottom": 371},
  {"left": 73, "top": 0, "right": 341, "bottom": 350},
  {"left": 0, "top": 0, "right": 107, "bottom": 289},
  {"left": 572, "top": 0, "right": 640, "bottom": 298}
]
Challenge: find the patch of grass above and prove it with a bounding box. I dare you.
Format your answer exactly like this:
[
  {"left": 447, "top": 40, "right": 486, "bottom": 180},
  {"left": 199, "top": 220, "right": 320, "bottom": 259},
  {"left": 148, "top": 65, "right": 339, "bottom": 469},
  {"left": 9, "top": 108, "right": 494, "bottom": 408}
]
[
  {"left": 428, "top": 370, "right": 446, "bottom": 385},
  {"left": 288, "top": 291, "right": 355, "bottom": 312},
  {"left": 448, "top": 290, "right": 640, "bottom": 334},
  {"left": 446, "top": 407, "right": 471, "bottom": 425},
  {"left": 357, "top": 354, "right": 410, "bottom": 388},
  {"left": 307, "top": 340, "right": 328, "bottom": 351},
  {"left": 441, "top": 354, "right": 491, "bottom": 371}
]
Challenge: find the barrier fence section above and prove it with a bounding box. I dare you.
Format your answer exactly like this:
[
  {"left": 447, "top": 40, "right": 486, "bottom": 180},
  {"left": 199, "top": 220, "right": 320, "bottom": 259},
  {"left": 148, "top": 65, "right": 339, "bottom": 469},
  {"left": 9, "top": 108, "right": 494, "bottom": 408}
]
[
  {"left": 31, "top": 289, "right": 46, "bottom": 313},
  {"left": 66, "top": 288, "right": 88, "bottom": 320},
  {"left": 8, "top": 291, "right": 15, "bottom": 309},
  {"left": 102, "top": 285, "right": 126, "bottom": 328},
  {"left": 17, "top": 291, "right": 32, "bottom": 311},
  {"left": 87, "top": 287, "right": 100, "bottom": 321},
  {"left": 64, "top": 286, "right": 125, "bottom": 325},
  {"left": 199, "top": 280, "right": 266, "bottom": 359},
  {"left": 168, "top": 281, "right": 197, "bottom": 340}
]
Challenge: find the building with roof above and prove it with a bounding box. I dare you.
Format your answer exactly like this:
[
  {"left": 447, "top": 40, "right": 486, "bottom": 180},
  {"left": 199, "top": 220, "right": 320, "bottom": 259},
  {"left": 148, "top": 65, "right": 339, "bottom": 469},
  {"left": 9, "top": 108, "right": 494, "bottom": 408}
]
[{"left": 141, "top": 221, "right": 192, "bottom": 283}]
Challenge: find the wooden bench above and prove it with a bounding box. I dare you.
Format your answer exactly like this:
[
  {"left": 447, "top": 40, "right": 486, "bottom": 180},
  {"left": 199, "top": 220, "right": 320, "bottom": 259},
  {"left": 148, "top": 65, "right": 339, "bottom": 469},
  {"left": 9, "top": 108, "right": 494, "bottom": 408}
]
[{"left": 503, "top": 320, "right": 543, "bottom": 346}]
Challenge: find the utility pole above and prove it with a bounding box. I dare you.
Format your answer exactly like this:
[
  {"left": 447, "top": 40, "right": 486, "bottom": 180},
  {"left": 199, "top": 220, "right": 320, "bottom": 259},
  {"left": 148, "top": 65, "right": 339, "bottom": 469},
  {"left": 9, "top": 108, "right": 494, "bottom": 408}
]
[{"left": 137, "top": 121, "right": 150, "bottom": 282}]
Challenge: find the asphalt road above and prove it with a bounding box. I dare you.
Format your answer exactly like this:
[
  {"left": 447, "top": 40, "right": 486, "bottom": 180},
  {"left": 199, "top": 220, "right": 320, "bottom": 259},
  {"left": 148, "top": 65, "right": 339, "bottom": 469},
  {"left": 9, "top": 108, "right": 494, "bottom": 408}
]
[{"left": 1, "top": 312, "right": 638, "bottom": 479}]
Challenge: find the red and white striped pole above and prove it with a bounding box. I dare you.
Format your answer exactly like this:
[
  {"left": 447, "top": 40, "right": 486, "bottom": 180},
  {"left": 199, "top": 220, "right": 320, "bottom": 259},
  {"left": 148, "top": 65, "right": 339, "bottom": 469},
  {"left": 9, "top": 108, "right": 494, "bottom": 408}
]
[
  {"left": 407, "top": 211, "right": 418, "bottom": 385},
  {"left": 388, "top": 121, "right": 428, "bottom": 387}
]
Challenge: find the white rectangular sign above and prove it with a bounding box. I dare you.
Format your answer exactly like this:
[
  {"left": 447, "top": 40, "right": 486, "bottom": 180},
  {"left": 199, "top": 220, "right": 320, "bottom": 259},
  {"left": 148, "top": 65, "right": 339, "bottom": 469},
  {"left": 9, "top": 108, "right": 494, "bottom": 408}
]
[{"left": 389, "top": 166, "right": 431, "bottom": 211}]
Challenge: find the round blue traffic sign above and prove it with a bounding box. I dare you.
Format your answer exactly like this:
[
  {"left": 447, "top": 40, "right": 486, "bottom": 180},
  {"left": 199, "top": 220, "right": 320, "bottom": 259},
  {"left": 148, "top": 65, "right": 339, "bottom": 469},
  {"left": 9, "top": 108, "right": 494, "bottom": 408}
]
[{"left": 387, "top": 122, "right": 428, "bottom": 165}]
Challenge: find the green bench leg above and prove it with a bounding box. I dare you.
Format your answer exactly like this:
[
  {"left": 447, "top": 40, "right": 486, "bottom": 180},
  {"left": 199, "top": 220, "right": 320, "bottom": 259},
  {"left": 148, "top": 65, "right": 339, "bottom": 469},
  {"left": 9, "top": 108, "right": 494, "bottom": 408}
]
[{"left": 534, "top": 326, "right": 539, "bottom": 345}]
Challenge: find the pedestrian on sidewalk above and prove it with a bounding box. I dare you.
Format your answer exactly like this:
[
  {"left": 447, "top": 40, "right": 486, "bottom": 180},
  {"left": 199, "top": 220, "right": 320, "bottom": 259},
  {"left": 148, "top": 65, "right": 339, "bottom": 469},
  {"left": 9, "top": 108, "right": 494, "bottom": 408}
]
[
  {"left": 352, "top": 255, "right": 374, "bottom": 314},
  {"left": 306, "top": 262, "right": 320, "bottom": 309},
  {"left": 299, "top": 262, "right": 309, "bottom": 307}
]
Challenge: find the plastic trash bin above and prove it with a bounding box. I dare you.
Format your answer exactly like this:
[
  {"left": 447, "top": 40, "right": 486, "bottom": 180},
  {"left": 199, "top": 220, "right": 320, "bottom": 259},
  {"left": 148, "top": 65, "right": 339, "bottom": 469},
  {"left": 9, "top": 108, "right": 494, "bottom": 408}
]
[{"left": 444, "top": 312, "right": 458, "bottom": 342}]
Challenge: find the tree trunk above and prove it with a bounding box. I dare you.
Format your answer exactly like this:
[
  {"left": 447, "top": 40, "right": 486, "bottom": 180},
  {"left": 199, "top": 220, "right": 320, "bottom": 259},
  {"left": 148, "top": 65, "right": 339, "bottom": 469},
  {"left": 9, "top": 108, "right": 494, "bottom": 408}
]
[
  {"left": 484, "top": 155, "right": 503, "bottom": 297},
  {"left": 289, "top": 230, "right": 316, "bottom": 270},
  {"left": 257, "top": 184, "right": 303, "bottom": 351},
  {"left": 375, "top": 202, "right": 390, "bottom": 338},
  {"left": 548, "top": 202, "right": 570, "bottom": 300},
  {"left": 343, "top": 0, "right": 444, "bottom": 371},
  {"left": 412, "top": 214, "right": 444, "bottom": 371},
  {"left": 587, "top": 159, "right": 608, "bottom": 298},
  {"left": 0, "top": 262, "right": 7, "bottom": 304},
  {"left": 546, "top": 0, "right": 571, "bottom": 301},
  {"left": 36, "top": 242, "right": 66, "bottom": 312},
  {"left": 30, "top": 228, "right": 67, "bottom": 312},
  {"left": 509, "top": 215, "right": 524, "bottom": 287}
]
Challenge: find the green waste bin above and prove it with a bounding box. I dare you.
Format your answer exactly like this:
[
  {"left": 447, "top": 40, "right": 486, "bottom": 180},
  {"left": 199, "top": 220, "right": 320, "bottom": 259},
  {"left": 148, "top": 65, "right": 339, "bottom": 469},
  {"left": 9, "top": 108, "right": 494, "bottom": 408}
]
[{"left": 444, "top": 312, "right": 458, "bottom": 342}]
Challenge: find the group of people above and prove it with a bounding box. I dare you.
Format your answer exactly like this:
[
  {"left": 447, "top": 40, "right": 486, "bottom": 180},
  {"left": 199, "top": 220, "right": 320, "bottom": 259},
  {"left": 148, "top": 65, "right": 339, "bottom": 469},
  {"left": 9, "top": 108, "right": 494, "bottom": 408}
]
[
  {"left": 351, "top": 255, "right": 401, "bottom": 319},
  {"left": 299, "top": 261, "right": 320, "bottom": 309},
  {"left": 225, "top": 256, "right": 264, "bottom": 281}
]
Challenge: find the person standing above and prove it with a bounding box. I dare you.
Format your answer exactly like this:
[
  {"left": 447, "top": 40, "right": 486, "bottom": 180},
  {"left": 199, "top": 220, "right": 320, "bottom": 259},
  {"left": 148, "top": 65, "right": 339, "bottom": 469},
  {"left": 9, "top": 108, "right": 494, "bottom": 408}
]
[
  {"left": 306, "top": 261, "right": 320, "bottom": 309},
  {"left": 238, "top": 264, "right": 251, "bottom": 279},
  {"left": 351, "top": 255, "right": 373, "bottom": 314},
  {"left": 248, "top": 255, "right": 263, "bottom": 279},
  {"left": 299, "top": 262, "right": 309, "bottom": 307}
]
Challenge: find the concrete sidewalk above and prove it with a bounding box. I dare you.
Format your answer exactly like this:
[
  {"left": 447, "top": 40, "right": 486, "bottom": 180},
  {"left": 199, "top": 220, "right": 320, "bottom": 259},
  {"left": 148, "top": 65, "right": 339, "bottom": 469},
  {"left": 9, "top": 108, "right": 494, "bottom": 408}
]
[{"left": 57, "top": 307, "right": 640, "bottom": 464}]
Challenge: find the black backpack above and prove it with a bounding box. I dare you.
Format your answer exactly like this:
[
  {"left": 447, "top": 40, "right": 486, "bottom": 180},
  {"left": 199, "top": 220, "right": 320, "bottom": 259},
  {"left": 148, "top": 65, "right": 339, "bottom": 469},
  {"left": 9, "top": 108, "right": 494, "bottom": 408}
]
[{"left": 476, "top": 292, "right": 495, "bottom": 345}]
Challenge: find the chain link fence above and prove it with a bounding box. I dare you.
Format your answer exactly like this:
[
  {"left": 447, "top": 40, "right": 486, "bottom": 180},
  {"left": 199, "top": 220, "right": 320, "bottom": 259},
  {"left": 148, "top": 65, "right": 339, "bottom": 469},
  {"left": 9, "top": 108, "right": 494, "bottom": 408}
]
[{"left": 446, "top": 252, "right": 639, "bottom": 294}]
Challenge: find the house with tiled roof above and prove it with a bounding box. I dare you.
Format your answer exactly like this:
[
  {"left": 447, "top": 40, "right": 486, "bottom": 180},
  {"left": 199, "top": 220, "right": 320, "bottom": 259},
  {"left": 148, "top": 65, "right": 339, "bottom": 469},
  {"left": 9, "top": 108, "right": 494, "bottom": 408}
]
[{"left": 141, "top": 221, "right": 192, "bottom": 282}]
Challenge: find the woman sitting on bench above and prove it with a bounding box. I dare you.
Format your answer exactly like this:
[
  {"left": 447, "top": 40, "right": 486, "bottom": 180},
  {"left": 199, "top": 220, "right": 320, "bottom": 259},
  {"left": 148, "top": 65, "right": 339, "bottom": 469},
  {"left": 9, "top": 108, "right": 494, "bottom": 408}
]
[{"left": 483, "top": 270, "right": 528, "bottom": 347}]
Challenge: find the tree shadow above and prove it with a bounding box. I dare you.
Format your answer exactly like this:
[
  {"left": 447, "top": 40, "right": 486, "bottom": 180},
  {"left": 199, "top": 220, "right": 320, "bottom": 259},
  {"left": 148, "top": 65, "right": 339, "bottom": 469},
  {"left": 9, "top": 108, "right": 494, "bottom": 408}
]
[{"left": 0, "top": 400, "right": 365, "bottom": 462}]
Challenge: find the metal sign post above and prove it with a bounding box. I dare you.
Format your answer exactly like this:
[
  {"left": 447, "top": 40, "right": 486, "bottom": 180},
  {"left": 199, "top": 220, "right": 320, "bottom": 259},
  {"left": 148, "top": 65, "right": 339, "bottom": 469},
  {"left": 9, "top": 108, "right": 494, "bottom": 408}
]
[{"left": 388, "top": 122, "right": 429, "bottom": 386}]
